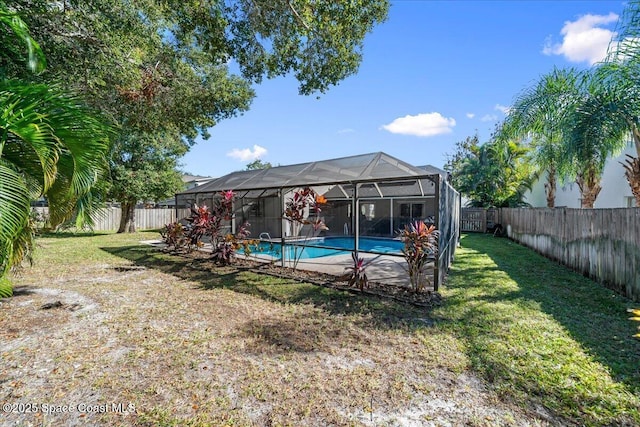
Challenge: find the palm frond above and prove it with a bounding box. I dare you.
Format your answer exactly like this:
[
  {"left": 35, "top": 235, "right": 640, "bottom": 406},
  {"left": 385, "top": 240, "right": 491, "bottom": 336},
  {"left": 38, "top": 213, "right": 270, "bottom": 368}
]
[
  {"left": 0, "top": 81, "right": 63, "bottom": 190},
  {"left": 0, "top": 275, "right": 12, "bottom": 298},
  {"left": 0, "top": 163, "right": 30, "bottom": 274}
]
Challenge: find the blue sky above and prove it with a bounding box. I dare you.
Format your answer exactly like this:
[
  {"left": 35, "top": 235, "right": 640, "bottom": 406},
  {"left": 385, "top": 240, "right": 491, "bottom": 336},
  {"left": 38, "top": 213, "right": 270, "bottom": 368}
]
[{"left": 181, "top": 0, "right": 627, "bottom": 178}]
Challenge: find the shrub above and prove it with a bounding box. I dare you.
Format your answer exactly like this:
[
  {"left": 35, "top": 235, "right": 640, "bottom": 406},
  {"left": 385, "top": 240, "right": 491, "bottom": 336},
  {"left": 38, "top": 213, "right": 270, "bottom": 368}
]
[
  {"left": 161, "top": 191, "right": 257, "bottom": 264},
  {"left": 343, "top": 252, "right": 371, "bottom": 291},
  {"left": 212, "top": 221, "right": 258, "bottom": 265},
  {"left": 399, "top": 220, "right": 438, "bottom": 292},
  {"left": 161, "top": 222, "right": 189, "bottom": 250},
  {"left": 282, "top": 187, "right": 328, "bottom": 269}
]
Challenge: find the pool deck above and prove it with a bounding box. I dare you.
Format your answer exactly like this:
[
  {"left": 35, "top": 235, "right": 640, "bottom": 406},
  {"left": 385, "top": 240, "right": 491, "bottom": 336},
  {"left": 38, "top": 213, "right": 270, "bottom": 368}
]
[{"left": 254, "top": 252, "right": 413, "bottom": 287}]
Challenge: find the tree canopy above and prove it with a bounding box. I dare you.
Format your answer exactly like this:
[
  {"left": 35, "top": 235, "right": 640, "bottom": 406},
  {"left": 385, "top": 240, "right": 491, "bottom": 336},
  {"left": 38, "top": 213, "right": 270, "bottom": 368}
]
[
  {"left": 4, "top": 0, "right": 389, "bottom": 231},
  {"left": 445, "top": 133, "right": 535, "bottom": 208},
  {"left": 0, "top": 4, "right": 110, "bottom": 296},
  {"left": 500, "top": 67, "right": 581, "bottom": 207},
  {"left": 245, "top": 159, "right": 273, "bottom": 170}
]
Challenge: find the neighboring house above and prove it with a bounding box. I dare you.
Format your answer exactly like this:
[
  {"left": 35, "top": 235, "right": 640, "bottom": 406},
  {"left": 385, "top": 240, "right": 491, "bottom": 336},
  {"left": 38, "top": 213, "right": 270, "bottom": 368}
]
[
  {"left": 156, "top": 174, "right": 213, "bottom": 208},
  {"left": 182, "top": 174, "right": 214, "bottom": 191},
  {"left": 524, "top": 144, "right": 637, "bottom": 208}
]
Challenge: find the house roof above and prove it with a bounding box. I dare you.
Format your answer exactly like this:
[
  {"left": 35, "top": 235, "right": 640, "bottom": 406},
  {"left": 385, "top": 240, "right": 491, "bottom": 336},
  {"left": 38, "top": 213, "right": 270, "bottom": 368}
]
[
  {"left": 178, "top": 152, "right": 440, "bottom": 195},
  {"left": 182, "top": 174, "right": 212, "bottom": 183}
]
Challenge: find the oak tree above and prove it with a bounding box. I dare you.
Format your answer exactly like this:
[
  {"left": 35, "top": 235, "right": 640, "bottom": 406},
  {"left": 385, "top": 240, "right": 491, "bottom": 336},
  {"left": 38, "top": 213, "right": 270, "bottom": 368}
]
[{"left": 6, "top": 0, "right": 389, "bottom": 231}]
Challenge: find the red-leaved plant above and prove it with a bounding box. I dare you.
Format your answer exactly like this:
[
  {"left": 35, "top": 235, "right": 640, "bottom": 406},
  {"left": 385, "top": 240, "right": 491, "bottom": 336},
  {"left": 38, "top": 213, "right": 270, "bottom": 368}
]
[
  {"left": 343, "top": 252, "right": 372, "bottom": 291},
  {"left": 162, "top": 190, "right": 256, "bottom": 263},
  {"left": 212, "top": 221, "right": 256, "bottom": 265},
  {"left": 399, "top": 220, "right": 439, "bottom": 292},
  {"left": 283, "top": 187, "right": 328, "bottom": 269},
  {"left": 160, "top": 222, "right": 189, "bottom": 251}
]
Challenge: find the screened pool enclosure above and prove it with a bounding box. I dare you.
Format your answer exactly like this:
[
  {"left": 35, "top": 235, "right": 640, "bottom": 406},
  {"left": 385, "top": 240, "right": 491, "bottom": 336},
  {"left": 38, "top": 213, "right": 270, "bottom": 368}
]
[{"left": 175, "top": 152, "right": 460, "bottom": 290}]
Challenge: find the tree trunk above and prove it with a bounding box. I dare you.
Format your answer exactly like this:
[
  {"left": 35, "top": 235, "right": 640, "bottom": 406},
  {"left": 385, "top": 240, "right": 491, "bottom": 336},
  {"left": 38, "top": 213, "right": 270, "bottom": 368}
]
[
  {"left": 576, "top": 169, "right": 602, "bottom": 209},
  {"left": 543, "top": 165, "right": 556, "bottom": 208},
  {"left": 622, "top": 154, "right": 640, "bottom": 207},
  {"left": 117, "top": 199, "right": 137, "bottom": 233}
]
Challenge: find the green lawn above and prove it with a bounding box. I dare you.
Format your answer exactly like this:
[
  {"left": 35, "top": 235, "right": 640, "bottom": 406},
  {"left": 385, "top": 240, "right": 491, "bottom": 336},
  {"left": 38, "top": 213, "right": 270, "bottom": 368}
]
[
  {"left": 2, "top": 231, "right": 639, "bottom": 426},
  {"left": 439, "top": 234, "right": 640, "bottom": 424}
]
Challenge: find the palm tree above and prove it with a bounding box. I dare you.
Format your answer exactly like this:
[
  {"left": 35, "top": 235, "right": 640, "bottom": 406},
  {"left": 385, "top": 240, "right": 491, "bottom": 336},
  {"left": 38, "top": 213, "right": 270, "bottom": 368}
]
[
  {"left": 591, "top": 0, "right": 640, "bottom": 205},
  {"left": 501, "top": 68, "right": 581, "bottom": 207},
  {"left": 451, "top": 136, "right": 534, "bottom": 208},
  {"left": 562, "top": 69, "right": 631, "bottom": 208},
  {"left": 0, "top": 6, "right": 110, "bottom": 295}
]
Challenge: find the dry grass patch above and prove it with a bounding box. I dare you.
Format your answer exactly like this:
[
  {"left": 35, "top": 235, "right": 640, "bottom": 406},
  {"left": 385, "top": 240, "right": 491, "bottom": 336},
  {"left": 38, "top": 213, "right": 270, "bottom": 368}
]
[{"left": 1, "top": 232, "right": 550, "bottom": 426}]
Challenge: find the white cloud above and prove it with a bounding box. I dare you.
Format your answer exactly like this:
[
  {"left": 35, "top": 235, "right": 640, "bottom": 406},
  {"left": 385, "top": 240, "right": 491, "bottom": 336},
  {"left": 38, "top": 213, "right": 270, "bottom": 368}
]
[
  {"left": 466, "top": 113, "right": 475, "bottom": 119},
  {"left": 381, "top": 112, "right": 456, "bottom": 137},
  {"left": 227, "top": 144, "right": 267, "bottom": 162},
  {"left": 481, "top": 114, "right": 498, "bottom": 122},
  {"left": 495, "top": 104, "right": 511, "bottom": 114},
  {"left": 543, "top": 13, "right": 618, "bottom": 65}
]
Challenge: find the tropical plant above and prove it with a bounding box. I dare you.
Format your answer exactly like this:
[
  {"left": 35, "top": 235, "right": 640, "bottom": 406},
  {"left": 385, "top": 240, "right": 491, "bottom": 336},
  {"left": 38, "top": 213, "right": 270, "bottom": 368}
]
[
  {"left": 525, "top": 66, "right": 634, "bottom": 208},
  {"left": 187, "top": 204, "right": 214, "bottom": 247},
  {"left": 399, "top": 220, "right": 438, "bottom": 293},
  {"left": 502, "top": 64, "right": 633, "bottom": 209},
  {"left": 501, "top": 67, "right": 582, "bottom": 207},
  {"left": 600, "top": 0, "right": 640, "bottom": 205},
  {"left": 162, "top": 190, "right": 256, "bottom": 263},
  {"left": 212, "top": 222, "right": 256, "bottom": 265},
  {"left": 446, "top": 133, "right": 535, "bottom": 208},
  {"left": 282, "top": 187, "right": 328, "bottom": 269},
  {"left": 562, "top": 70, "right": 630, "bottom": 208},
  {"left": 160, "top": 222, "right": 189, "bottom": 251},
  {"left": 0, "top": 276, "right": 12, "bottom": 298},
  {"left": 0, "top": 3, "right": 45, "bottom": 75},
  {"left": 582, "top": 71, "right": 640, "bottom": 205},
  {"left": 0, "top": 5, "right": 110, "bottom": 295},
  {"left": 343, "top": 252, "right": 372, "bottom": 291}
]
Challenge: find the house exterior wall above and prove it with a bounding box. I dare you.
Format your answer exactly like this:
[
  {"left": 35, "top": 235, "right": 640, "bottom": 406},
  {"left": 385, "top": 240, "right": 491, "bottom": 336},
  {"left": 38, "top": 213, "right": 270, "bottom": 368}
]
[{"left": 524, "top": 144, "right": 636, "bottom": 208}]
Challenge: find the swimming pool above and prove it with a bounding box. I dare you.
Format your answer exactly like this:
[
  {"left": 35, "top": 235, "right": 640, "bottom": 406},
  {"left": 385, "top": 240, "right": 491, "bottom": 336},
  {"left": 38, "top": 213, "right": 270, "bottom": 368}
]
[{"left": 246, "top": 236, "right": 404, "bottom": 260}]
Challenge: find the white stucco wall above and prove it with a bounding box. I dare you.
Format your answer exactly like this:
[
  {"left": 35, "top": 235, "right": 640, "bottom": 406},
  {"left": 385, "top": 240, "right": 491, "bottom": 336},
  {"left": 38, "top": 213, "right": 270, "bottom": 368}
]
[{"left": 524, "top": 144, "right": 636, "bottom": 208}]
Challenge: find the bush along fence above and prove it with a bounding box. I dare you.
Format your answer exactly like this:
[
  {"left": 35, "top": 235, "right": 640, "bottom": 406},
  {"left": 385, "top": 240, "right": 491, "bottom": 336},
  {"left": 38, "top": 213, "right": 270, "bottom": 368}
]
[
  {"left": 500, "top": 207, "right": 640, "bottom": 302},
  {"left": 31, "top": 207, "right": 190, "bottom": 231}
]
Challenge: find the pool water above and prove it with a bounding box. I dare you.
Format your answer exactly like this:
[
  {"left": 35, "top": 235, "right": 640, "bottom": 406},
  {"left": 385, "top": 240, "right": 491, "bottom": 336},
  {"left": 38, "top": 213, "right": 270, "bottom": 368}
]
[{"left": 246, "top": 236, "right": 403, "bottom": 260}]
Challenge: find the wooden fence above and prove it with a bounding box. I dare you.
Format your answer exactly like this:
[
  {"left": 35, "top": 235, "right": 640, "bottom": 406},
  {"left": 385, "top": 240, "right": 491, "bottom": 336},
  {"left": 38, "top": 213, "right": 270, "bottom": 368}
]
[
  {"left": 32, "top": 207, "right": 191, "bottom": 231},
  {"left": 500, "top": 208, "right": 640, "bottom": 301},
  {"left": 460, "top": 208, "right": 500, "bottom": 233}
]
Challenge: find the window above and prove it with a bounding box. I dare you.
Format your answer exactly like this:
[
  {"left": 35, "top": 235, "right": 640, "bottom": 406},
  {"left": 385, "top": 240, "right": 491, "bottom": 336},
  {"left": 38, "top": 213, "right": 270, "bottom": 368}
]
[{"left": 400, "top": 202, "right": 424, "bottom": 219}]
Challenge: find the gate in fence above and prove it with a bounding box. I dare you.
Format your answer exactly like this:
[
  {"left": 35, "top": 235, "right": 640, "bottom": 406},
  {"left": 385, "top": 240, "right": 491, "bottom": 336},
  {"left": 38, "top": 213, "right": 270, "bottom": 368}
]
[{"left": 460, "top": 208, "right": 500, "bottom": 233}]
